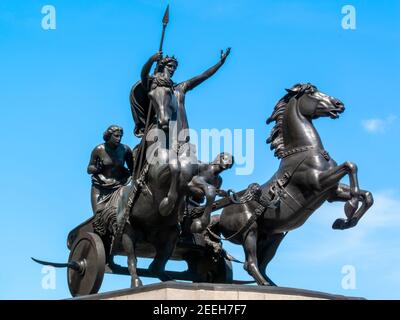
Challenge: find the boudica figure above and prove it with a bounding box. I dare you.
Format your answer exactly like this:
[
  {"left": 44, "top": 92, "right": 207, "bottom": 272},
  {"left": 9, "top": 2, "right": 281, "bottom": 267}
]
[
  {"left": 139, "top": 48, "right": 230, "bottom": 133},
  {"left": 131, "top": 48, "right": 231, "bottom": 217}
]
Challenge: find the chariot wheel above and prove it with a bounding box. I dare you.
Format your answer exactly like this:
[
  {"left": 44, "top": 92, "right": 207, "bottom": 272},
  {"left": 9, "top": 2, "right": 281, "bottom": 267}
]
[{"left": 67, "top": 232, "right": 105, "bottom": 297}]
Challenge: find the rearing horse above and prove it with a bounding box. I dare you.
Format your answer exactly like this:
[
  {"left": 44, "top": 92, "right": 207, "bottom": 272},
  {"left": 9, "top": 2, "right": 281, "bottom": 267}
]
[{"left": 211, "top": 83, "right": 374, "bottom": 286}]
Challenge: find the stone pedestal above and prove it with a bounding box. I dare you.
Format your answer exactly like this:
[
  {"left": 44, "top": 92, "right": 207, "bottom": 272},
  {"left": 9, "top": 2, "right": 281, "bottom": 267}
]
[{"left": 72, "top": 282, "right": 363, "bottom": 300}]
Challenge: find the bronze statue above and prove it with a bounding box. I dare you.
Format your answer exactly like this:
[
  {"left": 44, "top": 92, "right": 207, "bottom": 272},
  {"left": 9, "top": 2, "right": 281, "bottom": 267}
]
[
  {"left": 96, "top": 7, "right": 234, "bottom": 288},
  {"left": 108, "top": 45, "right": 232, "bottom": 287},
  {"left": 32, "top": 8, "right": 374, "bottom": 297},
  {"left": 208, "top": 83, "right": 374, "bottom": 286},
  {"left": 87, "top": 125, "right": 133, "bottom": 214}
]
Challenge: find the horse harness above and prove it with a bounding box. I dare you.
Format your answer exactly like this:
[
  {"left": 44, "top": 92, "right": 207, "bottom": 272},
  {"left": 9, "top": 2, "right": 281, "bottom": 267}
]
[
  {"left": 260, "top": 146, "right": 330, "bottom": 213},
  {"left": 207, "top": 146, "right": 331, "bottom": 241}
]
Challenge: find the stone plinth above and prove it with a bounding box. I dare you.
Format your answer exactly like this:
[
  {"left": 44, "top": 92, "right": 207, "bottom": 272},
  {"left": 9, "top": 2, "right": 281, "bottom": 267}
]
[{"left": 72, "top": 282, "right": 363, "bottom": 300}]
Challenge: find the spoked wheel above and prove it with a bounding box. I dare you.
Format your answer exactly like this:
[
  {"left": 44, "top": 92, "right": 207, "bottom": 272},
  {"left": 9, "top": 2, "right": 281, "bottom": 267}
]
[{"left": 67, "top": 232, "right": 105, "bottom": 297}]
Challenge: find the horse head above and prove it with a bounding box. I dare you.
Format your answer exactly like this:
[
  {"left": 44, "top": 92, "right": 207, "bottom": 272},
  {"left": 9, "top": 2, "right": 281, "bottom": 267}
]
[
  {"left": 149, "top": 57, "right": 179, "bottom": 132},
  {"left": 287, "top": 83, "right": 345, "bottom": 120},
  {"left": 148, "top": 85, "right": 175, "bottom": 132},
  {"left": 267, "top": 83, "right": 345, "bottom": 158}
]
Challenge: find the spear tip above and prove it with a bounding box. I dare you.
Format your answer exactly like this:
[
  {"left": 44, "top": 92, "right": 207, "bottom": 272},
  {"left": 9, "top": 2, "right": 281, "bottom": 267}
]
[{"left": 162, "top": 5, "right": 169, "bottom": 25}]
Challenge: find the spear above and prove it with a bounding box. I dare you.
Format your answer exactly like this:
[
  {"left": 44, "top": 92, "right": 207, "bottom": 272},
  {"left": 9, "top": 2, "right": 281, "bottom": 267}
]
[
  {"left": 159, "top": 5, "right": 169, "bottom": 53},
  {"left": 152, "top": 5, "right": 169, "bottom": 75},
  {"left": 121, "top": 6, "right": 171, "bottom": 244},
  {"left": 135, "top": 5, "right": 170, "bottom": 179}
]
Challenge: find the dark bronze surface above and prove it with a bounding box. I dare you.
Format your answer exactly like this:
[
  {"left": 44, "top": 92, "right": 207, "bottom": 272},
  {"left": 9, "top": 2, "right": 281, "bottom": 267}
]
[
  {"left": 87, "top": 125, "right": 133, "bottom": 215},
  {"left": 211, "top": 83, "right": 373, "bottom": 286},
  {"left": 67, "top": 232, "right": 105, "bottom": 297},
  {"left": 32, "top": 8, "right": 373, "bottom": 297}
]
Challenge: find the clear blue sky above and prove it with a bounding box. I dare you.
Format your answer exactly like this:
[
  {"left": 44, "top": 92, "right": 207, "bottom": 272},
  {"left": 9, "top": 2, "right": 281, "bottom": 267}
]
[{"left": 0, "top": 0, "right": 399, "bottom": 299}]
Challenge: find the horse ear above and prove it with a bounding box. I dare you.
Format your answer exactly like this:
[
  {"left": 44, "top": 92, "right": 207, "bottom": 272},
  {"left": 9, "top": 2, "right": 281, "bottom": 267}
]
[
  {"left": 285, "top": 88, "right": 297, "bottom": 94},
  {"left": 305, "top": 83, "right": 314, "bottom": 91},
  {"left": 293, "top": 84, "right": 303, "bottom": 91},
  {"left": 286, "top": 84, "right": 302, "bottom": 94}
]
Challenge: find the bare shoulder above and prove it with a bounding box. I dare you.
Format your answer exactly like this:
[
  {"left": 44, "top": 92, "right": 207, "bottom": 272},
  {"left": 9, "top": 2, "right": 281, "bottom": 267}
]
[
  {"left": 174, "top": 82, "right": 187, "bottom": 92},
  {"left": 92, "top": 144, "right": 105, "bottom": 155}
]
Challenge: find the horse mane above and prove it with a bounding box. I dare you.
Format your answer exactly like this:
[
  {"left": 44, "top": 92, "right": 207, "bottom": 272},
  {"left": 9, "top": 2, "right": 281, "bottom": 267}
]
[{"left": 266, "top": 83, "right": 316, "bottom": 158}]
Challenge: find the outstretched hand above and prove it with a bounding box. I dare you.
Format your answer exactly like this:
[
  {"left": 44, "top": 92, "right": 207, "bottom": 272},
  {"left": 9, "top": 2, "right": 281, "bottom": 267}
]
[{"left": 220, "top": 47, "right": 231, "bottom": 63}]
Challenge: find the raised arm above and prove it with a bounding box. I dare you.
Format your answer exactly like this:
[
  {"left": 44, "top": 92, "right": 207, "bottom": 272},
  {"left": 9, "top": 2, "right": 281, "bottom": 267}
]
[
  {"left": 181, "top": 48, "right": 231, "bottom": 93},
  {"left": 141, "top": 51, "right": 163, "bottom": 91}
]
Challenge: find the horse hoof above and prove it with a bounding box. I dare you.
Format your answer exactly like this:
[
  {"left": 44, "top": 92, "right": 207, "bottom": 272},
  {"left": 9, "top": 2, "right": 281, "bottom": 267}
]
[
  {"left": 260, "top": 281, "right": 272, "bottom": 286},
  {"left": 345, "top": 218, "right": 358, "bottom": 229},
  {"left": 332, "top": 218, "right": 346, "bottom": 230},
  {"left": 264, "top": 276, "right": 277, "bottom": 286},
  {"left": 159, "top": 198, "right": 173, "bottom": 216},
  {"left": 131, "top": 278, "right": 143, "bottom": 288},
  {"left": 148, "top": 264, "right": 173, "bottom": 282},
  {"left": 344, "top": 198, "right": 358, "bottom": 218},
  {"left": 159, "top": 274, "right": 173, "bottom": 282},
  {"left": 149, "top": 269, "right": 173, "bottom": 282}
]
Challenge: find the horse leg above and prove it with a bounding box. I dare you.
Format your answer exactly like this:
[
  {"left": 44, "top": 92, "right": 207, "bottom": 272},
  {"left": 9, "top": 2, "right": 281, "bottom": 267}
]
[
  {"left": 159, "top": 158, "right": 181, "bottom": 217},
  {"left": 190, "top": 185, "right": 216, "bottom": 234},
  {"left": 257, "top": 232, "right": 286, "bottom": 286},
  {"left": 148, "top": 225, "right": 180, "bottom": 281},
  {"left": 112, "top": 186, "right": 142, "bottom": 287},
  {"left": 242, "top": 226, "right": 270, "bottom": 285},
  {"left": 329, "top": 183, "right": 374, "bottom": 230},
  {"left": 318, "top": 161, "right": 360, "bottom": 218},
  {"left": 121, "top": 224, "right": 142, "bottom": 288}
]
